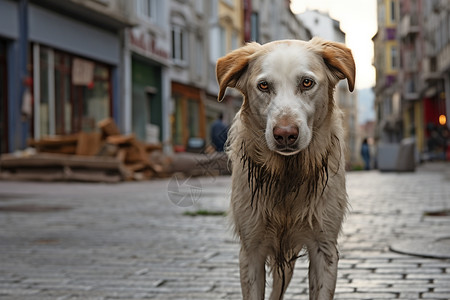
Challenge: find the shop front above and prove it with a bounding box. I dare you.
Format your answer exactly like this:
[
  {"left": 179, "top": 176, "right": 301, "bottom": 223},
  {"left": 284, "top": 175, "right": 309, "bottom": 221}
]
[
  {"left": 131, "top": 57, "right": 163, "bottom": 142},
  {"left": 126, "top": 27, "right": 171, "bottom": 147},
  {"left": 171, "top": 82, "right": 205, "bottom": 151},
  {"left": 29, "top": 4, "right": 121, "bottom": 140},
  {"left": 424, "top": 91, "right": 448, "bottom": 160},
  {"left": 33, "top": 46, "right": 113, "bottom": 137},
  {"left": 0, "top": 0, "right": 19, "bottom": 153}
]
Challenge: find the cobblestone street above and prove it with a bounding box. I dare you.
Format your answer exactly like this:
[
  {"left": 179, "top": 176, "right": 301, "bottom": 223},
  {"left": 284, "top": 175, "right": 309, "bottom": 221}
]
[{"left": 0, "top": 163, "right": 450, "bottom": 299}]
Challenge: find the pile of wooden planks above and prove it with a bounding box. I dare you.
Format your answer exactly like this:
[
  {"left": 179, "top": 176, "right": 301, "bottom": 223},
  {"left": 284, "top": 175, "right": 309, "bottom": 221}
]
[{"left": 0, "top": 118, "right": 170, "bottom": 182}]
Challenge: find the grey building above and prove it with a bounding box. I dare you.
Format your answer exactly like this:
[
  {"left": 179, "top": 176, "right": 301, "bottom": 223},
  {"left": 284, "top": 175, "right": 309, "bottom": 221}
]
[{"left": 0, "top": 0, "right": 131, "bottom": 153}]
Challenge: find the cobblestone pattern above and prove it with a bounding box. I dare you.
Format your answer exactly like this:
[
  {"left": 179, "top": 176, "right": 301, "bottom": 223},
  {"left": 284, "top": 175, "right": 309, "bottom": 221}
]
[{"left": 0, "top": 163, "right": 449, "bottom": 299}]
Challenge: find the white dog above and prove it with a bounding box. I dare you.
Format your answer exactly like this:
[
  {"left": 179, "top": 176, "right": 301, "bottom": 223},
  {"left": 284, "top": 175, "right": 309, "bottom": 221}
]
[{"left": 216, "top": 38, "right": 355, "bottom": 300}]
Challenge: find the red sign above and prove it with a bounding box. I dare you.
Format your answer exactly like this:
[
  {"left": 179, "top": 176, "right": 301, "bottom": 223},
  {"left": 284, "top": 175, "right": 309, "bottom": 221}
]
[{"left": 130, "top": 28, "right": 169, "bottom": 61}]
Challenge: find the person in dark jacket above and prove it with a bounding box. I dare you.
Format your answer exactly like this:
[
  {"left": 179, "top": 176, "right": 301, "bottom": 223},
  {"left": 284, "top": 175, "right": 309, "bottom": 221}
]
[
  {"left": 210, "top": 113, "right": 228, "bottom": 152},
  {"left": 361, "top": 138, "right": 371, "bottom": 170}
]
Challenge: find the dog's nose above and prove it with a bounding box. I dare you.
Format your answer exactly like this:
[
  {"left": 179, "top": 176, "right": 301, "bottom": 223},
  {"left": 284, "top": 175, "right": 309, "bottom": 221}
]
[{"left": 273, "top": 125, "right": 299, "bottom": 146}]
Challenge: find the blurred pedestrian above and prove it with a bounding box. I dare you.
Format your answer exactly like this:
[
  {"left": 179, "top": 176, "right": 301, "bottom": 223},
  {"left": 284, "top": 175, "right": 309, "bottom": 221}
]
[
  {"left": 361, "top": 138, "right": 371, "bottom": 170},
  {"left": 210, "top": 113, "right": 228, "bottom": 152}
]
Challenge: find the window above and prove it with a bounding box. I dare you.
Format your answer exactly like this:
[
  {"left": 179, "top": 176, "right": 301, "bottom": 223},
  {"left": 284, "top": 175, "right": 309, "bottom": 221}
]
[
  {"left": 195, "top": 0, "right": 204, "bottom": 14},
  {"left": 171, "top": 26, "right": 187, "bottom": 65},
  {"left": 36, "top": 46, "right": 112, "bottom": 136},
  {"left": 219, "top": 26, "right": 226, "bottom": 56},
  {"left": 390, "top": 0, "right": 396, "bottom": 23},
  {"left": 231, "top": 30, "right": 238, "bottom": 50},
  {"left": 195, "top": 36, "right": 204, "bottom": 77},
  {"left": 250, "top": 12, "right": 259, "bottom": 42},
  {"left": 188, "top": 99, "right": 200, "bottom": 138},
  {"left": 137, "top": 0, "right": 157, "bottom": 22},
  {"left": 390, "top": 46, "right": 398, "bottom": 70},
  {"left": 210, "top": 0, "right": 218, "bottom": 21}
]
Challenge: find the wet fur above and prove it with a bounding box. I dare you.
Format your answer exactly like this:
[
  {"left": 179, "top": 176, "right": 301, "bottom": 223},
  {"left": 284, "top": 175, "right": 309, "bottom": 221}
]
[{"left": 216, "top": 38, "right": 355, "bottom": 300}]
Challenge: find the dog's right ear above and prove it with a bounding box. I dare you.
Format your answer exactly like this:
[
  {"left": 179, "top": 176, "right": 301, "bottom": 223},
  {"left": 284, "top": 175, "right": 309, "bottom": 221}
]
[{"left": 216, "top": 42, "right": 261, "bottom": 102}]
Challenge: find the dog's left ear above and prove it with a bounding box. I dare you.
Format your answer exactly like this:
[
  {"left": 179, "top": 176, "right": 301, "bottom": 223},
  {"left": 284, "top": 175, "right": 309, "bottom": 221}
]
[
  {"left": 311, "top": 37, "right": 356, "bottom": 92},
  {"left": 216, "top": 42, "right": 261, "bottom": 101}
]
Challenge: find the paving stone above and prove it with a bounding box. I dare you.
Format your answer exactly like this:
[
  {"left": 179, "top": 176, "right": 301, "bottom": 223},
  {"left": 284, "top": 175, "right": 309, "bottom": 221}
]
[{"left": 0, "top": 164, "right": 450, "bottom": 298}]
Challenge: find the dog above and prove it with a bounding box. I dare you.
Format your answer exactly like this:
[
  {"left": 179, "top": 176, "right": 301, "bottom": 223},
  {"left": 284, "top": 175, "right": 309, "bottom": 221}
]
[{"left": 215, "top": 37, "right": 355, "bottom": 300}]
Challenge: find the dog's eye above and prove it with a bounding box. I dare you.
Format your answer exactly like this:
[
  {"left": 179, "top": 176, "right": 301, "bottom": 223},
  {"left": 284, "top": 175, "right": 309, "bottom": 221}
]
[
  {"left": 257, "top": 81, "right": 270, "bottom": 92},
  {"left": 301, "top": 78, "right": 315, "bottom": 90}
]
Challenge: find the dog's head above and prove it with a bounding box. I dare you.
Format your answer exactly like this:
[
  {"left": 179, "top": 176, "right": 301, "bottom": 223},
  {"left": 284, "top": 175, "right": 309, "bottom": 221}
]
[{"left": 216, "top": 38, "right": 355, "bottom": 156}]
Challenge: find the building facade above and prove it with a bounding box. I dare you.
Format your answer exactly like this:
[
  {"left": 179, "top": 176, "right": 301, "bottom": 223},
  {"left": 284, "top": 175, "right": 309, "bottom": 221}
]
[
  {"left": 374, "top": 0, "right": 449, "bottom": 161},
  {"left": 373, "top": 0, "right": 402, "bottom": 146},
  {"left": 244, "top": 0, "right": 310, "bottom": 44},
  {"left": 123, "top": 0, "right": 171, "bottom": 153},
  {"left": 398, "top": 0, "right": 425, "bottom": 154},
  {"left": 0, "top": 0, "right": 130, "bottom": 153},
  {"left": 167, "top": 0, "right": 244, "bottom": 152},
  {"left": 420, "top": 0, "right": 450, "bottom": 159},
  {"left": 1, "top": 0, "right": 313, "bottom": 155}
]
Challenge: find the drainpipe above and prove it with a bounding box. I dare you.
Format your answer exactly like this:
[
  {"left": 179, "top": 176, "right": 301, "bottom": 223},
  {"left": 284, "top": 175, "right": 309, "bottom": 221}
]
[
  {"left": 18, "top": 0, "right": 29, "bottom": 149},
  {"left": 445, "top": 72, "right": 450, "bottom": 130}
]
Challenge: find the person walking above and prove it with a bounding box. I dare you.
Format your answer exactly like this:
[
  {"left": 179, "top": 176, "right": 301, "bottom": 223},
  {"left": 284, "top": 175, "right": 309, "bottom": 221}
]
[
  {"left": 361, "top": 138, "right": 371, "bottom": 170},
  {"left": 210, "top": 113, "right": 228, "bottom": 152}
]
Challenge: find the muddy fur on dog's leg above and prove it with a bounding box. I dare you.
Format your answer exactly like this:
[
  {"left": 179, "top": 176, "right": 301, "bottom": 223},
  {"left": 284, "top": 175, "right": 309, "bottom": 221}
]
[
  {"left": 307, "top": 241, "right": 339, "bottom": 300},
  {"left": 239, "top": 247, "right": 266, "bottom": 300},
  {"left": 269, "top": 259, "right": 296, "bottom": 300}
]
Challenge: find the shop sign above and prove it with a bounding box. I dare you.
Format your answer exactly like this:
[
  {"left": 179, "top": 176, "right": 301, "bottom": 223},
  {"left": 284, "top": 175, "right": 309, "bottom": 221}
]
[
  {"left": 130, "top": 28, "right": 169, "bottom": 62},
  {"left": 72, "top": 58, "right": 94, "bottom": 86}
]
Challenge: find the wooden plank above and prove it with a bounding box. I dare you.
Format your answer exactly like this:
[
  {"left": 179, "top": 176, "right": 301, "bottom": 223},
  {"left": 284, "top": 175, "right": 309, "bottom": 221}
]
[
  {"left": 0, "top": 153, "right": 121, "bottom": 170},
  {"left": 28, "top": 134, "right": 79, "bottom": 147},
  {"left": 66, "top": 170, "right": 122, "bottom": 183},
  {"left": 97, "top": 118, "right": 120, "bottom": 136},
  {"left": 145, "top": 143, "right": 163, "bottom": 152},
  {"left": 0, "top": 168, "right": 121, "bottom": 183},
  {"left": 116, "top": 148, "right": 127, "bottom": 162},
  {"left": 106, "top": 134, "right": 135, "bottom": 145},
  {"left": 76, "top": 132, "right": 102, "bottom": 156},
  {"left": 0, "top": 169, "right": 65, "bottom": 181},
  {"left": 38, "top": 145, "right": 77, "bottom": 154},
  {"left": 124, "top": 162, "right": 147, "bottom": 172}
]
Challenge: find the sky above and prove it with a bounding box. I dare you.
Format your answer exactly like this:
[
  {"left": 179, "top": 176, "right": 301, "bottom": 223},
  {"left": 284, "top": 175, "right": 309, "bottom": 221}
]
[{"left": 290, "top": 0, "right": 378, "bottom": 90}]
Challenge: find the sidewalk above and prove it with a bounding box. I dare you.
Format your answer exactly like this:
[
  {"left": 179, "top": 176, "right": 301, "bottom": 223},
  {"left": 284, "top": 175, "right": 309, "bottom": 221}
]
[{"left": 0, "top": 163, "right": 449, "bottom": 299}]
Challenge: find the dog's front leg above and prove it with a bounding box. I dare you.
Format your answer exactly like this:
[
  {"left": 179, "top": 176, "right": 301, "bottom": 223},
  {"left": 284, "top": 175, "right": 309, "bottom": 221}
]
[
  {"left": 239, "top": 247, "right": 266, "bottom": 300},
  {"left": 307, "top": 240, "right": 338, "bottom": 300}
]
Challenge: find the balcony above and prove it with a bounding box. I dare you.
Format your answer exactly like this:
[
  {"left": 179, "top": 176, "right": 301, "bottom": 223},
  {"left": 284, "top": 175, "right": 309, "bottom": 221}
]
[
  {"left": 421, "top": 57, "right": 441, "bottom": 83},
  {"left": 400, "top": 15, "right": 419, "bottom": 39},
  {"left": 403, "top": 52, "right": 418, "bottom": 73},
  {"left": 403, "top": 78, "right": 419, "bottom": 101}
]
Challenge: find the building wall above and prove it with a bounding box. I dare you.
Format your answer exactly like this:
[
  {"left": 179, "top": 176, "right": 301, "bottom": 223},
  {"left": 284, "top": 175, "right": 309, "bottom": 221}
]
[
  {"left": 373, "top": 0, "right": 402, "bottom": 145},
  {"left": 124, "top": 0, "right": 171, "bottom": 150},
  {"left": 247, "top": 0, "right": 310, "bottom": 44},
  {"left": 0, "top": 0, "right": 131, "bottom": 152},
  {"left": 1, "top": 0, "right": 314, "bottom": 155},
  {"left": 374, "top": 0, "right": 450, "bottom": 160}
]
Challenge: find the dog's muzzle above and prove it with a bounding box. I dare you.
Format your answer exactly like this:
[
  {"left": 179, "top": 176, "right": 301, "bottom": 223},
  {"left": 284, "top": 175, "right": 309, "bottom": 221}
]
[{"left": 273, "top": 125, "right": 300, "bottom": 155}]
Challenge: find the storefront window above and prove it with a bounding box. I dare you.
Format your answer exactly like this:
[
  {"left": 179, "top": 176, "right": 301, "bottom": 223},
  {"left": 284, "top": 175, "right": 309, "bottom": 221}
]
[
  {"left": 39, "top": 48, "right": 50, "bottom": 137},
  {"left": 36, "top": 45, "right": 112, "bottom": 136},
  {"left": 172, "top": 96, "right": 183, "bottom": 146},
  {"left": 78, "top": 67, "right": 110, "bottom": 132},
  {"left": 54, "top": 52, "right": 71, "bottom": 134},
  {"left": 188, "top": 99, "right": 200, "bottom": 138}
]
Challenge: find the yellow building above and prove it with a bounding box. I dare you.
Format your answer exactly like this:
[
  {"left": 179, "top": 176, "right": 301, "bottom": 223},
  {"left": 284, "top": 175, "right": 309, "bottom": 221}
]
[
  {"left": 218, "top": 0, "right": 244, "bottom": 54},
  {"left": 373, "top": 0, "right": 402, "bottom": 144}
]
